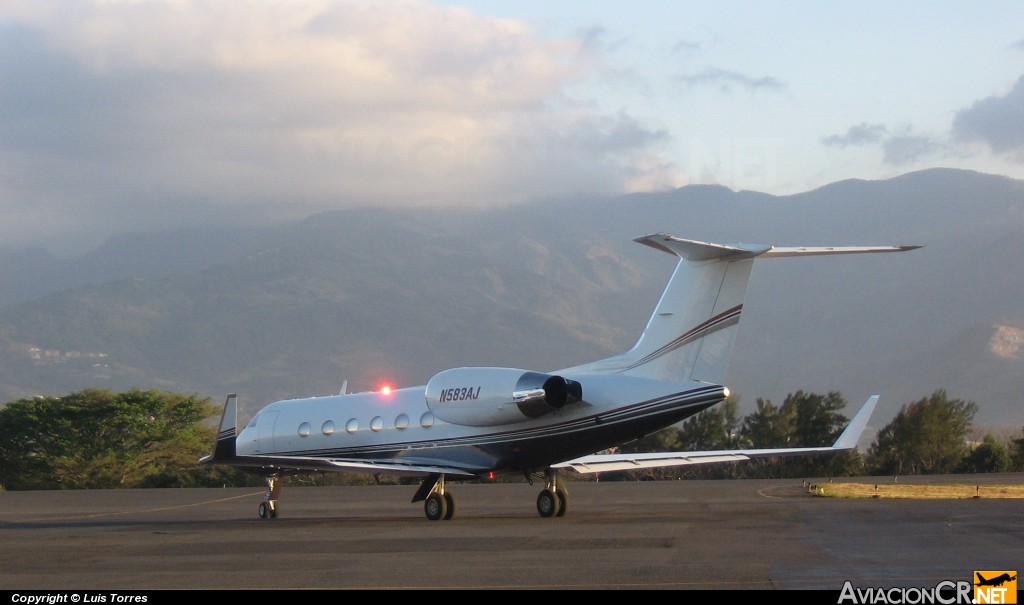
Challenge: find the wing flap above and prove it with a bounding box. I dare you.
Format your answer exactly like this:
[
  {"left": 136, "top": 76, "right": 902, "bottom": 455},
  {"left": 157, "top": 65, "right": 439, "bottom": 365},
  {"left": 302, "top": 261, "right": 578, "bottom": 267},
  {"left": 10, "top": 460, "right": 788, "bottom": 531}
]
[
  {"left": 210, "top": 453, "right": 477, "bottom": 478},
  {"left": 557, "top": 453, "right": 751, "bottom": 473}
]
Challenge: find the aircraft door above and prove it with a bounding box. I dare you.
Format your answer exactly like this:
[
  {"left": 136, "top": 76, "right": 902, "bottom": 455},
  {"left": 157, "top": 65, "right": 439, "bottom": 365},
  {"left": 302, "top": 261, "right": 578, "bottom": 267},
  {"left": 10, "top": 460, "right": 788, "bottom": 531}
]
[{"left": 257, "top": 410, "right": 279, "bottom": 453}]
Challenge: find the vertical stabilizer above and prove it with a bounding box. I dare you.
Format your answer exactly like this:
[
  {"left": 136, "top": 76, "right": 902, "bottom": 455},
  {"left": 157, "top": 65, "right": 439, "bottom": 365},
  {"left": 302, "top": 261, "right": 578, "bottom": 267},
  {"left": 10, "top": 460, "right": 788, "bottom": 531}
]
[
  {"left": 566, "top": 233, "right": 919, "bottom": 385},
  {"left": 618, "top": 235, "right": 768, "bottom": 384}
]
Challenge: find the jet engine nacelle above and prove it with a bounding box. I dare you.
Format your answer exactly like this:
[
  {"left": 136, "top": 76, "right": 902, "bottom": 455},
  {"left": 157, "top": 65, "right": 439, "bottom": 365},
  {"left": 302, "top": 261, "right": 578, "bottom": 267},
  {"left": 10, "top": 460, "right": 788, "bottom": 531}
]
[{"left": 424, "top": 367, "right": 583, "bottom": 427}]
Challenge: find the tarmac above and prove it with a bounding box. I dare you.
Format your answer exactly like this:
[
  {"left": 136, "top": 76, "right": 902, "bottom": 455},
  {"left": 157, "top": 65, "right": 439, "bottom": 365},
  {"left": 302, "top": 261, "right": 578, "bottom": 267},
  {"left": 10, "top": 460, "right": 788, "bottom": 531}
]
[{"left": 1, "top": 473, "right": 1022, "bottom": 591}]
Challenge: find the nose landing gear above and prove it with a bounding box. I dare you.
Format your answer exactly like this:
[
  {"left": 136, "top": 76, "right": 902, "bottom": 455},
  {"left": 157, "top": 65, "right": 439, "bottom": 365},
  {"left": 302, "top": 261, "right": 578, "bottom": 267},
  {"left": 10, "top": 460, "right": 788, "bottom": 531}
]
[{"left": 258, "top": 475, "right": 282, "bottom": 519}]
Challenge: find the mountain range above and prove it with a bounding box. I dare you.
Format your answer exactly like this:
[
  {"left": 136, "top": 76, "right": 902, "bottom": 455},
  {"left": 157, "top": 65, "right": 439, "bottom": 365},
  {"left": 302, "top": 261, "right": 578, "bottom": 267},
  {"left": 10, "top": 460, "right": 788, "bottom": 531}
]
[{"left": 1, "top": 167, "right": 1022, "bottom": 440}]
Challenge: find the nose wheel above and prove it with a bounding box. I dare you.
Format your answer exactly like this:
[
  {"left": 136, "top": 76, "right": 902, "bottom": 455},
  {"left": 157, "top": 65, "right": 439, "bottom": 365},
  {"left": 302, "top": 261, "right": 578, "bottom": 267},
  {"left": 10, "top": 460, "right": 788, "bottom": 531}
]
[{"left": 258, "top": 475, "right": 282, "bottom": 519}]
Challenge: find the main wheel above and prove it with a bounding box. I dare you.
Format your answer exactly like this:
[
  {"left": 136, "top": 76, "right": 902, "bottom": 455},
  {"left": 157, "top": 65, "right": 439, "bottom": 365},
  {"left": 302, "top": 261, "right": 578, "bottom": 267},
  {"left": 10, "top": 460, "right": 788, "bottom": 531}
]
[
  {"left": 537, "top": 489, "right": 561, "bottom": 518},
  {"left": 555, "top": 487, "right": 569, "bottom": 517},
  {"left": 425, "top": 492, "right": 448, "bottom": 521},
  {"left": 258, "top": 501, "right": 276, "bottom": 519},
  {"left": 443, "top": 492, "right": 457, "bottom": 520}
]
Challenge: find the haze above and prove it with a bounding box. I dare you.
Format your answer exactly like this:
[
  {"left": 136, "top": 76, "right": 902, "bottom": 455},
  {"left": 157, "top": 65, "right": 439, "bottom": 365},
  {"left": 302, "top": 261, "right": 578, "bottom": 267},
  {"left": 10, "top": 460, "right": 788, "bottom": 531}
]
[{"left": 2, "top": 1, "right": 1023, "bottom": 255}]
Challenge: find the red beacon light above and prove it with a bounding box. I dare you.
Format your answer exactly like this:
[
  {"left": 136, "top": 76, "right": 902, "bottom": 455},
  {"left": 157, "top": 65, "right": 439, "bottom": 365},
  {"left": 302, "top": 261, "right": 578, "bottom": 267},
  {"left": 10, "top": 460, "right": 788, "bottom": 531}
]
[{"left": 380, "top": 385, "right": 393, "bottom": 396}]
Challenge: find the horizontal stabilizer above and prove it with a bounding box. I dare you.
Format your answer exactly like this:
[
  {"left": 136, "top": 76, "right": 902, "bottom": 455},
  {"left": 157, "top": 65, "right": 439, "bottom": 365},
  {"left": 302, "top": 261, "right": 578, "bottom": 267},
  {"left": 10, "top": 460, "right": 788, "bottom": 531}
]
[
  {"left": 760, "top": 245, "right": 922, "bottom": 258},
  {"left": 635, "top": 233, "right": 920, "bottom": 263}
]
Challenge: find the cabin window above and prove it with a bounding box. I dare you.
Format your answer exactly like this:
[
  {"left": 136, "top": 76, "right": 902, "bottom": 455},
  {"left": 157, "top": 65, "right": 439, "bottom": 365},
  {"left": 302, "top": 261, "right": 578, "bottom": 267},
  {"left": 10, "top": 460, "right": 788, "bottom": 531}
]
[
  {"left": 321, "top": 420, "right": 335, "bottom": 436},
  {"left": 419, "top": 412, "right": 434, "bottom": 428},
  {"left": 298, "top": 422, "right": 311, "bottom": 438},
  {"left": 346, "top": 418, "right": 359, "bottom": 434},
  {"left": 370, "top": 416, "right": 384, "bottom": 432},
  {"left": 395, "top": 413, "right": 409, "bottom": 430}
]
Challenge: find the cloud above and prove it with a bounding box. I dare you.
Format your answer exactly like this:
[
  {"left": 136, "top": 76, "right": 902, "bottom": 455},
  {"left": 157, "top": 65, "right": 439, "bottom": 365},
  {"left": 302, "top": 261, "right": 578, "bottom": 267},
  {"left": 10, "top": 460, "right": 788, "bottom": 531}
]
[
  {"left": 882, "top": 134, "right": 944, "bottom": 166},
  {"left": 621, "top": 154, "right": 688, "bottom": 193},
  {"left": 577, "top": 25, "right": 609, "bottom": 51},
  {"left": 951, "top": 75, "right": 1024, "bottom": 157},
  {"left": 671, "top": 39, "right": 702, "bottom": 55},
  {"left": 0, "top": 0, "right": 677, "bottom": 254},
  {"left": 576, "top": 25, "right": 631, "bottom": 55},
  {"left": 563, "top": 111, "right": 671, "bottom": 153},
  {"left": 821, "top": 123, "right": 889, "bottom": 148},
  {"left": 678, "top": 67, "right": 786, "bottom": 94},
  {"left": 822, "top": 122, "right": 946, "bottom": 166}
]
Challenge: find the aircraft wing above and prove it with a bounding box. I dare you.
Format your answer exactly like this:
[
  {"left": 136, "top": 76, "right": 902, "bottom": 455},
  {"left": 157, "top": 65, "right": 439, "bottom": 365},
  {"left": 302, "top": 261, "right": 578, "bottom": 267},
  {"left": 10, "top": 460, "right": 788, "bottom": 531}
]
[
  {"left": 553, "top": 395, "right": 878, "bottom": 474},
  {"left": 201, "top": 453, "right": 477, "bottom": 478}
]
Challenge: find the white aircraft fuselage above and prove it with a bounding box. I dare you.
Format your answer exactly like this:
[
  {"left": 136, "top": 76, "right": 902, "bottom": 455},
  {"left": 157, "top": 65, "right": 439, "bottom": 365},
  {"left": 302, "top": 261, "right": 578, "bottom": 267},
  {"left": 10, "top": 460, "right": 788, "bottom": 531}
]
[{"left": 235, "top": 376, "right": 725, "bottom": 475}]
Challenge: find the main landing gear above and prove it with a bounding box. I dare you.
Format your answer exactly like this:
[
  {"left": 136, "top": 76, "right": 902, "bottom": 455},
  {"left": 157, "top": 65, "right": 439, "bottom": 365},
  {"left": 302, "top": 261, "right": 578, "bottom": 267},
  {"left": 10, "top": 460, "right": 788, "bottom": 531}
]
[
  {"left": 414, "top": 473, "right": 457, "bottom": 521},
  {"left": 258, "top": 475, "right": 282, "bottom": 519},
  {"left": 535, "top": 469, "right": 569, "bottom": 518},
  {"left": 414, "top": 469, "right": 570, "bottom": 520}
]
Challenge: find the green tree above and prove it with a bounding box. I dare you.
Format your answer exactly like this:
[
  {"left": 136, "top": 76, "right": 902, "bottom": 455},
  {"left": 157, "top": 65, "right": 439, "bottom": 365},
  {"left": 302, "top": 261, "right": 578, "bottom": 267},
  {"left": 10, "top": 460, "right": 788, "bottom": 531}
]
[
  {"left": 616, "top": 397, "right": 745, "bottom": 480},
  {"left": 958, "top": 433, "right": 1012, "bottom": 473},
  {"left": 674, "top": 397, "right": 746, "bottom": 479},
  {"left": 741, "top": 398, "right": 795, "bottom": 448},
  {"left": 621, "top": 425, "right": 684, "bottom": 454},
  {"left": 0, "top": 388, "right": 236, "bottom": 489},
  {"left": 786, "top": 391, "right": 849, "bottom": 447},
  {"left": 737, "top": 397, "right": 792, "bottom": 478},
  {"left": 784, "top": 390, "right": 862, "bottom": 478},
  {"left": 739, "top": 391, "right": 860, "bottom": 478},
  {"left": 867, "top": 389, "right": 978, "bottom": 476},
  {"left": 677, "top": 396, "right": 745, "bottom": 450},
  {"left": 1011, "top": 427, "right": 1024, "bottom": 472}
]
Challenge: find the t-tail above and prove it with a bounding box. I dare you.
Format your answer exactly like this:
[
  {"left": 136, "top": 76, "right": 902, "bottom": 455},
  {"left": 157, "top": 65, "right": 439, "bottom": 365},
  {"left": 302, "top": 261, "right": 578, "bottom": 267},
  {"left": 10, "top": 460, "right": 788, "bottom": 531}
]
[{"left": 568, "top": 234, "right": 920, "bottom": 384}]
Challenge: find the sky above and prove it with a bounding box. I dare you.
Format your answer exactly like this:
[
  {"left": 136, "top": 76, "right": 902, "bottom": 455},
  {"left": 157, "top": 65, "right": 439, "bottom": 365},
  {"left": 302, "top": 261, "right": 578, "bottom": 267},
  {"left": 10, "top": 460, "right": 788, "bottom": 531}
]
[{"left": 2, "top": 0, "right": 1023, "bottom": 255}]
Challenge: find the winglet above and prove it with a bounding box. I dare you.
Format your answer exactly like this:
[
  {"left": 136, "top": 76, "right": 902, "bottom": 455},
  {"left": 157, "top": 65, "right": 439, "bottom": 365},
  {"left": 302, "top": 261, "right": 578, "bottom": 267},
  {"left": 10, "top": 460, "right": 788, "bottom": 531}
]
[
  {"left": 831, "top": 395, "right": 879, "bottom": 451},
  {"left": 199, "top": 393, "right": 238, "bottom": 464}
]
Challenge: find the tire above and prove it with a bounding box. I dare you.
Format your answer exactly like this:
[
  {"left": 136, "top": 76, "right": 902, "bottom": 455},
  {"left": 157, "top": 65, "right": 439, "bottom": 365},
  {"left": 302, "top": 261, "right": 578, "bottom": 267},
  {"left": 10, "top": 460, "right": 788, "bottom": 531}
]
[
  {"left": 555, "top": 487, "right": 569, "bottom": 517},
  {"left": 258, "top": 502, "right": 269, "bottom": 519},
  {"left": 443, "top": 492, "right": 457, "bottom": 520},
  {"left": 537, "top": 489, "right": 560, "bottom": 518},
  {"left": 425, "top": 492, "right": 448, "bottom": 521}
]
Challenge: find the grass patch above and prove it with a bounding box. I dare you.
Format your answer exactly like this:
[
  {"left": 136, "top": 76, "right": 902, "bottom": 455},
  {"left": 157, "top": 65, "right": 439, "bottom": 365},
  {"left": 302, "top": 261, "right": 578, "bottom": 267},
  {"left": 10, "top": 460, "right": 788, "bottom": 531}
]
[{"left": 811, "top": 482, "right": 1024, "bottom": 499}]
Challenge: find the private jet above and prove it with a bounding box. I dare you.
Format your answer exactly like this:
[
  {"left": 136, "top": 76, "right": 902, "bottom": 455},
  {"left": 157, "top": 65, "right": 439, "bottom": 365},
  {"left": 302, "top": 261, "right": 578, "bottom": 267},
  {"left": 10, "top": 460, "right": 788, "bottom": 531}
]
[{"left": 201, "top": 233, "right": 917, "bottom": 520}]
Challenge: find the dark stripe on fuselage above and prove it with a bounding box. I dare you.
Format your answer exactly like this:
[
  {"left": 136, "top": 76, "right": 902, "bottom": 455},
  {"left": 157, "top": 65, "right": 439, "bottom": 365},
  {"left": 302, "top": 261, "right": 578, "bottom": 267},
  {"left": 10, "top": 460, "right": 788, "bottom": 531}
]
[{"left": 262, "top": 384, "right": 725, "bottom": 473}]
